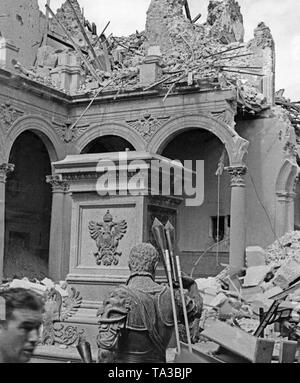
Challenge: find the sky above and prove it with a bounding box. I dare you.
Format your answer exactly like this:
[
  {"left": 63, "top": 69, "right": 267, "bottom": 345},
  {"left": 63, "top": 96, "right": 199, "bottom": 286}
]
[{"left": 38, "top": 0, "right": 300, "bottom": 101}]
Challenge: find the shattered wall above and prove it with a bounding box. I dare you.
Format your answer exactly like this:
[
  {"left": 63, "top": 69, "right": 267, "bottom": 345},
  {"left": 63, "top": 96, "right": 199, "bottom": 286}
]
[
  {"left": 0, "top": 0, "right": 45, "bottom": 67},
  {"left": 206, "top": 0, "right": 244, "bottom": 44}
]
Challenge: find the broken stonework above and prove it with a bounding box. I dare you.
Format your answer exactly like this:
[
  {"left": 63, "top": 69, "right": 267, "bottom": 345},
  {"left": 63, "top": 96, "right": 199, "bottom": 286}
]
[
  {"left": 0, "top": 0, "right": 45, "bottom": 67},
  {"left": 0, "top": 37, "right": 19, "bottom": 71},
  {"left": 247, "top": 22, "right": 275, "bottom": 104},
  {"left": 207, "top": 0, "right": 245, "bottom": 44}
]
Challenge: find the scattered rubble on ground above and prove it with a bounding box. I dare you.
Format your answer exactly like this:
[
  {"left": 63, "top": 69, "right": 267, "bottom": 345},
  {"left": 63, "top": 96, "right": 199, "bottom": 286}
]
[
  {"left": 265, "top": 231, "right": 300, "bottom": 265},
  {"left": 195, "top": 232, "right": 300, "bottom": 354}
]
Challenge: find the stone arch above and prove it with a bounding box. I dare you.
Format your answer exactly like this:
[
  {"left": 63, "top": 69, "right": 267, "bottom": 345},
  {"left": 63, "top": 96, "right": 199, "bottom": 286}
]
[
  {"left": 275, "top": 158, "right": 299, "bottom": 195},
  {"left": 148, "top": 114, "right": 249, "bottom": 166},
  {"left": 75, "top": 122, "right": 146, "bottom": 153},
  {"left": 5, "top": 115, "right": 65, "bottom": 163}
]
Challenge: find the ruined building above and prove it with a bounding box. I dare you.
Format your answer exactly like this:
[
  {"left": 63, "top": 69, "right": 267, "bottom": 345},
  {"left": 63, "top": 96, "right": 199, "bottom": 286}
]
[{"left": 0, "top": 0, "right": 299, "bottom": 357}]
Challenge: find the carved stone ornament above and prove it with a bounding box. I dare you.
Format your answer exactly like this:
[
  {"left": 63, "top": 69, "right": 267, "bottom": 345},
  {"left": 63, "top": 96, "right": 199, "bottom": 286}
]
[
  {"left": 52, "top": 118, "right": 89, "bottom": 143},
  {"left": 0, "top": 101, "right": 24, "bottom": 132},
  {"left": 211, "top": 109, "right": 235, "bottom": 129},
  {"left": 126, "top": 113, "right": 170, "bottom": 142},
  {"left": 41, "top": 284, "right": 83, "bottom": 346},
  {"left": 0, "top": 163, "right": 14, "bottom": 183},
  {"left": 46, "top": 174, "right": 70, "bottom": 192},
  {"left": 226, "top": 165, "right": 247, "bottom": 187},
  {"left": 89, "top": 210, "right": 127, "bottom": 266}
]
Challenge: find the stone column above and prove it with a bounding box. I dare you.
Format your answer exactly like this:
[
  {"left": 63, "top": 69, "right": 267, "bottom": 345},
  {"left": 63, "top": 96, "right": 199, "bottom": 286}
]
[
  {"left": 0, "top": 163, "right": 14, "bottom": 283},
  {"left": 275, "top": 192, "right": 296, "bottom": 237},
  {"left": 227, "top": 165, "right": 247, "bottom": 273},
  {"left": 46, "top": 175, "right": 70, "bottom": 282}
]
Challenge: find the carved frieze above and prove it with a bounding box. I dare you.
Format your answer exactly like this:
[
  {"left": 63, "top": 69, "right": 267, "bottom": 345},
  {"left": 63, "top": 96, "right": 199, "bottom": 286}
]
[
  {"left": 41, "top": 285, "right": 83, "bottom": 346},
  {"left": 0, "top": 101, "right": 24, "bottom": 132},
  {"left": 126, "top": 113, "right": 170, "bottom": 142},
  {"left": 52, "top": 118, "right": 89, "bottom": 143},
  {"left": 89, "top": 210, "right": 127, "bottom": 266},
  {"left": 42, "top": 323, "right": 85, "bottom": 347}
]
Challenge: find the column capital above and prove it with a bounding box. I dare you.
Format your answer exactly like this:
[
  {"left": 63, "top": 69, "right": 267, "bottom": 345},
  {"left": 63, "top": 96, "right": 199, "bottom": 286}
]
[
  {"left": 46, "top": 174, "right": 69, "bottom": 193},
  {"left": 276, "top": 191, "right": 296, "bottom": 202},
  {"left": 226, "top": 165, "right": 247, "bottom": 187},
  {"left": 0, "top": 163, "right": 14, "bottom": 183}
]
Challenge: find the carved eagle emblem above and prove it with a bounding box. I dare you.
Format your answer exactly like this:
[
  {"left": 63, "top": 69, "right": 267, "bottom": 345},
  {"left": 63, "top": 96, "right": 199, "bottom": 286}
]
[{"left": 89, "top": 210, "right": 127, "bottom": 266}]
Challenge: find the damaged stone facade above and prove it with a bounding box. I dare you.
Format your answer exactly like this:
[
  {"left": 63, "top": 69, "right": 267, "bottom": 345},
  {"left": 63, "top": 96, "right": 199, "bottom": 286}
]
[{"left": 0, "top": 0, "right": 274, "bottom": 113}]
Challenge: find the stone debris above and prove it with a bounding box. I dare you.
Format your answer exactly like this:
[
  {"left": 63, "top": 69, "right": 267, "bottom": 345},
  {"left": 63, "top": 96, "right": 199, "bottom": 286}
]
[
  {"left": 265, "top": 231, "right": 300, "bottom": 265},
  {"left": 0, "top": 0, "right": 270, "bottom": 112},
  {"left": 0, "top": 276, "right": 69, "bottom": 298},
  {"left": 275, "top": 90, "right": 300, "bottom": 144}
]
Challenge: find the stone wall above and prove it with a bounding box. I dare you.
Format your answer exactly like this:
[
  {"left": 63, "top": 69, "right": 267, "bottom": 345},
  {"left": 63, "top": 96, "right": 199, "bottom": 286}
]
[
  {"left": 0, "top": 0, "right": 45, "bottom": 67},
  {"left": 237, "top": 107, "right": 298, "bottom": 248}
]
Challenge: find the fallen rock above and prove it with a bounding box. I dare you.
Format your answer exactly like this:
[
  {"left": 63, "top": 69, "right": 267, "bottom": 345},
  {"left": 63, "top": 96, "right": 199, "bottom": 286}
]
[{"left": 243, "top": 265, "right": 271, "bottom": 287}]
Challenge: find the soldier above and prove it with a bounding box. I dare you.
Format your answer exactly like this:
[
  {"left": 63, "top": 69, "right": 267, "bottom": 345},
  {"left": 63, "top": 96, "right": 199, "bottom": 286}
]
[
  {"left": 96, "top": 243, "right": 202, "bottom": 363},
  {"left": 0, "top": 288, "right": 44, "bottom": 363}
]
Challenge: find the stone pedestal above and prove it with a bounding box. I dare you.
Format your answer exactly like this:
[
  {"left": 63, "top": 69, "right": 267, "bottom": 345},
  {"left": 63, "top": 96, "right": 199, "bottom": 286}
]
[
  {"left": 52, "top": 152, "right": 183, "bottom": 302},
  {"left": 38, "top": 151, "right": 184, "bottom": 355},
  {"left": 0, "top": 163, "right": 14, "bottom": 283}
]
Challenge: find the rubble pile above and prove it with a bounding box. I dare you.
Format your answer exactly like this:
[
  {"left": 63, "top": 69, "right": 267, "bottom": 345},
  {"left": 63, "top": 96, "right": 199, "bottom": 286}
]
[
  {"left": 265, "top": 231, "right": 300, "bottom": 265},
  {"left": 275, "top": 90, "right": 300, "bottom": 144},
  {"left": 6, "top": 0, "right": 269, "bottom": 112},
  {"left": 206, "top": 0, "right": 244, "bottom": 44}
]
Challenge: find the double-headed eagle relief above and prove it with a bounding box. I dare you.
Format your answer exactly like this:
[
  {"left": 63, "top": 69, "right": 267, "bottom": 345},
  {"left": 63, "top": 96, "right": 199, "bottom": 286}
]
[{"left": 89, "top": 210, "right": 128, "bottom": 266}]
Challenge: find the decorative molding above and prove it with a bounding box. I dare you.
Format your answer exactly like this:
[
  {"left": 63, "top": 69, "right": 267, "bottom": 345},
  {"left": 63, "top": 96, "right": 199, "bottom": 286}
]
[
  {"left": 226, "top": 165, "right": 247, "bottom": 187},
  {"left": 148, "top": 195, "right": 183, "bottom": 209},
  {"left": 41, "top": 285, "right": 83, "bottom": 346},
  {"left": 52, "top": 118, "right": 89, "bottom": 143},
  {"left": 211, "top": 109, "right": 235, "bottom": 129},
  {"left": 0, "top": 101, "right": 24, "bottom": 132},
  {"left": 126, "top": 113, "right": 170, "bottom": 142},
  {"left": 46, "top": 174, "right": 70, "bottom": 192},
  {"left": 89, "top": 210, "right": 127, "bottom": 266}
]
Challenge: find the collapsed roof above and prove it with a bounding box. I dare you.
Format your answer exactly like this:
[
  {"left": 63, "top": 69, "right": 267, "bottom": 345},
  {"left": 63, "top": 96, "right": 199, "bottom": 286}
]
[{"left": 0, "top": 0, "right": 276, "bottom": 115}]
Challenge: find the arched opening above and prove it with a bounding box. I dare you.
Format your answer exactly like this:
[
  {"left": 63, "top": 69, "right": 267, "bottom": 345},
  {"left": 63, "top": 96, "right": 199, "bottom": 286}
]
[
  {"left": 161, "top": 128, "right": 231, "bottom": 278},
  {"left": 4, "top": 131, "right": 52, "bottom": 280},
  {"left": 81, "top": 135, "right": 135, "bottom": 154}
]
